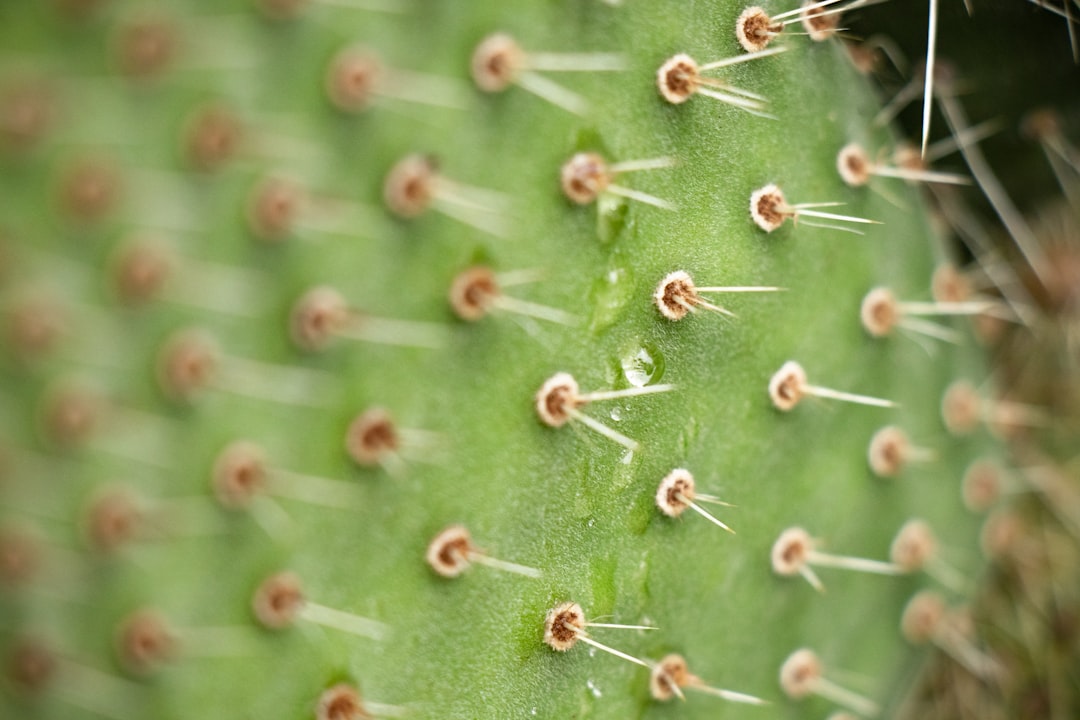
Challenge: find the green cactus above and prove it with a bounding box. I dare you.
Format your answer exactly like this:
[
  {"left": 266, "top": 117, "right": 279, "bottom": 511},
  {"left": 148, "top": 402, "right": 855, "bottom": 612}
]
[{"left": 0, "top": 1, "right": 1073, "bottom": 719}]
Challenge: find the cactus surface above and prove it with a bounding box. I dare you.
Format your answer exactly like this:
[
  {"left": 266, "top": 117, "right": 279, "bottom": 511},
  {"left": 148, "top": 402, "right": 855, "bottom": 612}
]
[{"left": 2, "top": 1, "right": 1059, "bottom": 719}]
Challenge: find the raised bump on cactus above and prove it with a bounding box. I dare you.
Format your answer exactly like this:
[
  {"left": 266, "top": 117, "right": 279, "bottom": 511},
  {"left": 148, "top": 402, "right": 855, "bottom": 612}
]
[
  {"left": 113, "top": 15, "right": 177, "bottom": 81},
  {"left": 182, "top": 104, "right": 243, "bottom": 173},
  {"left": 749, "top": 182, "right": 880, "bottom": 234},
  {"left": 534, "top": 371, "right": 675, "bottom": 453},
  {"left": 82, "top": 483, "right": 223, "bottom": 553},
  {"left": 837, "top": 142, "right": 971, "bottom": 187},
  {"left": 0, "top": 79, "right": 54, "bottom": 152},
  {"left": 734, "top": 7, "right": 782, "bottom": 53},
  {"left": 899, "top": 590, "right": 944, "bottom": 645},
  {"left": 771, "top": 526, "right": 904, "bottom": 592},
  {"left": 247, "top": 175, "right": 398, "bottom": 244},
  {"left": 900, "top": 591, "right": 999, "bottom": 678},
  {"left": 470, "top": 32, "right": 625, "bottom": 115},
  {"left": 649, "top": 653, "right": 768, "bottom": 705},
  {"left": 0, "top": 524, "right": 41, "bottom": 589},
  {"left": 961, "top": 459, "right": 1008, "bottom": 513},
  {"left": 0, "top": 524, "right": 87, "bottom": 603},
  {"left": 735, "top": 0, "right": 854, "bottom": 53},
  {"left": 156, "top": 328, "right": 334, "bottom": 406},
  {"left": 779, "top": 648, "right": 879, "bottom": 717},
  {"left": 28, "top": 642, "right": 163, "bottom": 720},
  {"left": 4, "top": 291, "right": 67, "bottom": 363},
  {"left": 768, "top": 360, "right": 896, "bottom": 411},
  {"left": 252, "top": 571, "right": 386, "bottom": 639},
  {"left": 211, "top": 441, "right": 267, "bottom": 509},
  {"left": 655, "top": 468, "right": 736, "bottom": 534},
  {"left": 316, "top": 683, "right": 405, "bottom": 720},
  {"left": 325, "top": 46, "right": 466, "bottom": 114},
  {"left": 114, "top": 608, "right": 178, "bottom": 676},
  {"left": 212, "top": 440, "right": 360, "bottom": 512},
  {"left": 1022, "top": 107, "right": 1080, "bottom": 199},
  {"left": 654, "top": 270, "right": 781, "bottom": 321},
  {"left": 860, "top": 286, "right": 998, "bottom": 343},
  {"left": 799, "top": 0, "right": 845, "bottom": 41},
  {"left": 941, "top": 380, "right": 1048, "bottom": 437},
  {"left": 5, "top": 637, "right": 56, "bottom": 695},
  {"left": 931, "top": 262, "right": 975, "bottom": 304},
  {"left": 469, "top": 33, "right": 525, "bottom": 92},
  {"left": 5, "top": 537, "right": 89, "bottom": 605},
  {"left": 109, "top": 238, "right": 173, "bottom": 306},
  {"left": 246, "top": 176, "right": 305, "bottom": 243},
  {"left": 82, "top": 485, "right": 143, "bottom": 555},
  {"left": 155, "top": 329, "right": 218, "bottom": 403},
  {"left": 345, "top": 406, "right": 399, "bottom": 476},
  {"left": 560, "top": 152, "right": 675, "bottom": 210},
  {"left": 324, "top": 47, "right": 377, "bottom": 113},
  {"left": 888, "top": 519, "right": 936, "bottom": 572},
  {"left": 344, "top": 407, "right": 438, "bottom": 476},
  {"left": 383, "top": 154, "right": 508, "bottom": 236},
  {"left": 109, "top": 236, "right": 266, "bottom": 315},
  {"left": 5, "top": 636, "right": 150, "bottom": 717},
  {"left": 290, "top": 286, "right": 448, "bottom": 352},
  {"left": 251, "top": 571, "right": 303, "bottom": 630},
  {"left": 890, "top": 519, "right": 969, "bottom": 593},
  {"left": 979, "top": 509, "right": 1027, "bottom": 564},
  {"left": 341, "top": 409, "right": 391, "bottom": 466},
  {"left": 425, "top": 524, "right": 541, "bottom": 579},
  {"left": 316, "top": 683, "right": 372, "bottom": 720},
  {"left": 941, "top": 380, "right": 981, "bottom": 435},
  {"left": 542, "top": 601, "right": 654, "bottom": 667},
  {"left": 655, "top": 47, "right": 786, "bottom": 115},
  {"left": 448, "top": 266, "right": 576, "bottom": 325},
  {"left": 36, "top": 379, "right": 109, "bottom": 451},
  {"left": 57, "top": 156, "right": 122, "bottom": 224},
  {"left": 867, "top": 425, "right": 934, "bottom": 478}
]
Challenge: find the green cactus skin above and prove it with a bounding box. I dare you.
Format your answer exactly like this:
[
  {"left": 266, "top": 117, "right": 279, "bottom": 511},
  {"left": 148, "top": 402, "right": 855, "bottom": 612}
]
[{"left": 0, "top": 1, "right": 1013, "bottom": 719}]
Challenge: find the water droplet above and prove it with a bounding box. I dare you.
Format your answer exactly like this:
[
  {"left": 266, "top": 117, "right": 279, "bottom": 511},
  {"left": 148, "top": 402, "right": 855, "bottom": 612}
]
[
  {"left": 608, "top": 407, "right": 622, "bottom": 421},
  {"left": 596, "top": 193, "right": 629, "bottom": 245},
  {"left": 621, "top": 343, "right": 665, "bottom": 387},
  {"left": 586, "top": 679, "right": 603, "bottom": 698},
  {"left": 589, "top": 267, "right": 634, "bottom": 333}
]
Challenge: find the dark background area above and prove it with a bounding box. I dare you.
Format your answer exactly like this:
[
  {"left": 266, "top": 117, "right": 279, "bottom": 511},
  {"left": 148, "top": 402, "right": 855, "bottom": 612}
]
[{"left": 851, "top": 0, "right": 1080, "bottom": 216}]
